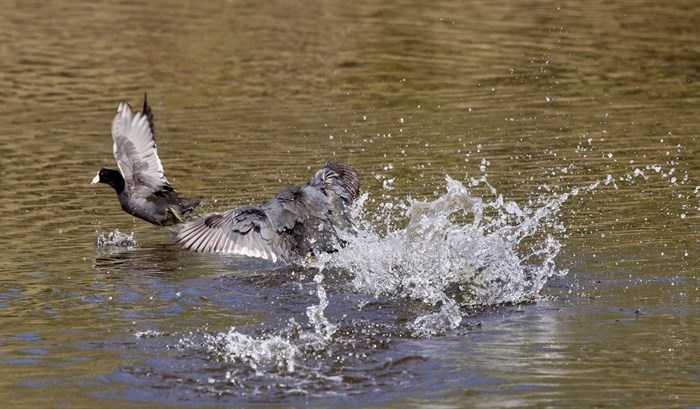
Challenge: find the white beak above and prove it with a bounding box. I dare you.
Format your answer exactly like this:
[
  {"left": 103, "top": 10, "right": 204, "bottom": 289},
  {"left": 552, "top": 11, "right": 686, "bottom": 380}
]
[{"left": 91, "top": 173, "right": 100, "bottom": 184}]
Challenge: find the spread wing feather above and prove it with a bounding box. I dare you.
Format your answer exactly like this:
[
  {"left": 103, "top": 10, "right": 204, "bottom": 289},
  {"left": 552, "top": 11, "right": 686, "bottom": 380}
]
[
  {"left": 111, "top": 98, "right": 170, "bottom": 193},
  {"left": 175, "top": 206, "right": 292, "bottom": 263},
  {"left": 174, "top": 162, "right": 360, "bottom": 263}
]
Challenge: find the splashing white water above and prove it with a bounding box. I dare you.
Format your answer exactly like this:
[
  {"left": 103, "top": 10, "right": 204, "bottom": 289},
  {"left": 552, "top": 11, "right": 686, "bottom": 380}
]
[
  {"left": 300, "top": 274, "right": 337, "bottom": 350},
  {"left": 320, "top": 176, "right": 599, "bottom": 336},
  {"left": 95, "top": 229, "right": 138, "bottom": 248},
  {"left": 182, "top": 273, "right": 336, "bottom": 375},
  {"left": 198, "top": 329, "right": 299, "bottom": 375}
]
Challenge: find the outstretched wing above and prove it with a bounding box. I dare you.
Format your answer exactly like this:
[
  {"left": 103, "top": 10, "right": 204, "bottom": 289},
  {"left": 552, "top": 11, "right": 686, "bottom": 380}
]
[
  {"left": 173, "top": 206, "right": 293, "bottom": 263},
  {"left": 111, "top": 96, "right": 171, "bottom": 193}
]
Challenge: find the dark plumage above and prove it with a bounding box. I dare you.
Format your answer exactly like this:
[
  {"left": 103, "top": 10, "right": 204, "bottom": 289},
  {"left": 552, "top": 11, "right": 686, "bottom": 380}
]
[
  {"left": 92, "top": 95, "right": 201, "bottom": 226},
  {"left": 173, "top": 162, "right": 360, "bottom": 263}
]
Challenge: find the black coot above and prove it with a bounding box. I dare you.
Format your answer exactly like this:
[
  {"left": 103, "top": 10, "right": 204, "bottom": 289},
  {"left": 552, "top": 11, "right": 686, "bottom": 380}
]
[
  {"left": 92, "top": 95, "right": 200, "bottom": 226},
  {"left": 173, "top": 162, "right": 359, "bottom": 263}
]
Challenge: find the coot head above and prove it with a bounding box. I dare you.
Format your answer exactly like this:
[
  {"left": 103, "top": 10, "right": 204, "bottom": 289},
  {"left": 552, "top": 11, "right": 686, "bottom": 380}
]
[{"left": 92, "top": 168, "right": 125, "bottom": 193}]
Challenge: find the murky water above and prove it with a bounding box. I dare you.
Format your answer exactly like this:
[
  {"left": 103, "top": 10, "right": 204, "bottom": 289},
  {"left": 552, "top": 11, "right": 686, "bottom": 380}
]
[{"left": 1, "top": 0, "right": 698, "bottom": 407}]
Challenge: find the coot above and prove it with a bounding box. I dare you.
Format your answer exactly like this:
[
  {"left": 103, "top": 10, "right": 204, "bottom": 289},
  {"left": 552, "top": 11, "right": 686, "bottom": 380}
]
[
  {"left": 92, "top": 95, "right": 200, "bottom": 226},
  {"left": 173, "top": 162, "right": 359, "bottom": 263}
]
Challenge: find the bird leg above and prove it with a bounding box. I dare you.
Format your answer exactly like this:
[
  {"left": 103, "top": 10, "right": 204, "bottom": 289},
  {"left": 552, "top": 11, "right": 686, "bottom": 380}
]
[{"left": 167, "top": 207, "right": 185, "bottom": 223}]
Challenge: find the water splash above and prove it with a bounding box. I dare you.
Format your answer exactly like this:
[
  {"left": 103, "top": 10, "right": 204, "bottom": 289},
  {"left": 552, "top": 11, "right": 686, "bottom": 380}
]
[
  {"left": 320, "top": 176, "right": 598, "bottom": 336},
  {"left": 95, "top": 229, "right": 138, "bottom": 248},
  {"left": 299, "top": 274, "right": 337, "bottom": 350},
  {"left": 180, "top": 273, "right": 336, "bottom": 376},
  {"left": 180, "top": 175, "right": 599, "bottom": 380},
  {"left": 134, "top": 330, "right": 165, "bottom": 338},
  {"left": 196, "top": 328, "right": 299, "bottom": 375}
]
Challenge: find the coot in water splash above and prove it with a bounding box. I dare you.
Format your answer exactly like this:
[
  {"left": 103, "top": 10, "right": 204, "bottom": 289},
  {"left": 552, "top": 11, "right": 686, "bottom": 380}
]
[
  {"left": 173, "top": 162, "right": 359, "bottom": 263},
  {"left": 92, "top": 95, "right": 201, "bottom": 226}
]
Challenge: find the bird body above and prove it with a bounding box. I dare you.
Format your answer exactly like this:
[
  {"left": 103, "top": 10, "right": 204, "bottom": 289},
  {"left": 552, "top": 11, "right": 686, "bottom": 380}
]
[{"left": 174, "top": 162, "right": 359, "bottom": 263}]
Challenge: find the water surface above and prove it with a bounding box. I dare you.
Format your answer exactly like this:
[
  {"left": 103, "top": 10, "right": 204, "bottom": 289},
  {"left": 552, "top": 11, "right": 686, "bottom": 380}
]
[{"left": 1, "top": 1, "right": 698, "bottom": 407}]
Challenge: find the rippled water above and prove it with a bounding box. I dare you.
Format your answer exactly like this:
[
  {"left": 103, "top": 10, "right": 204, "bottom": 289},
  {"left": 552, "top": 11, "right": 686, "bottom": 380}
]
[{"left": 1, "top": 0, "right": 698, "bottom": 407}]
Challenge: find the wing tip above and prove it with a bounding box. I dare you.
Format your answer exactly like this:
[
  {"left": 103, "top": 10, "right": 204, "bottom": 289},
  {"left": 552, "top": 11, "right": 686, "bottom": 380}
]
[{"left": 116, "top": 101, "right": 131, "bottom": 114}]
